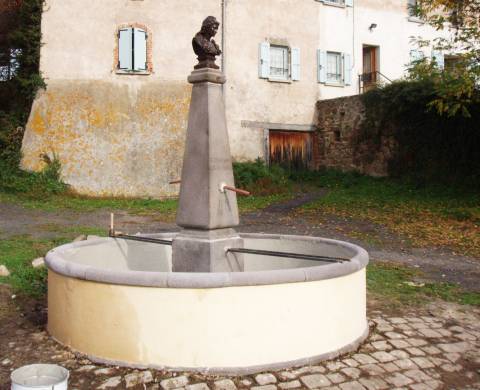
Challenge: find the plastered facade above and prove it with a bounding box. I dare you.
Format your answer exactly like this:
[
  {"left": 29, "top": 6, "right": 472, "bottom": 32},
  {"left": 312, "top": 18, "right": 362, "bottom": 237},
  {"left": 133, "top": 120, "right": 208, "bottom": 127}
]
[{"left": 21, "top": 0, "right": 447, "bottom": 197}]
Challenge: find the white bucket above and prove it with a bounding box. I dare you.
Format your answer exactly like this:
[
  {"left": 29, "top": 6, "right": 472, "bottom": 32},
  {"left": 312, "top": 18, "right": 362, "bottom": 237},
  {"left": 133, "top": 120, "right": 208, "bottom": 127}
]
[{"left": 11, "top": 364, "right": 69, "bottom": 390}]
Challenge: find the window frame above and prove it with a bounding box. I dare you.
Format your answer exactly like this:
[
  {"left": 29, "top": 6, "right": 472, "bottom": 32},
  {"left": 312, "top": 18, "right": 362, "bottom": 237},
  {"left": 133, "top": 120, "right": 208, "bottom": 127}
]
[{"left": 114, "top": 23, "right": 153, "bottom": 75}]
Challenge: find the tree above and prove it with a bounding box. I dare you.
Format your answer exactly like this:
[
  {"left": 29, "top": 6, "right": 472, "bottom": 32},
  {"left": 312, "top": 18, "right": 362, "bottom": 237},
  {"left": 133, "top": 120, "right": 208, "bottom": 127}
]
[
  {"left": 0, "top": 0, "right": 44, "bottom": 164},
  {"left": 409, "top": 0, "right": 480, "bottom": 117}
]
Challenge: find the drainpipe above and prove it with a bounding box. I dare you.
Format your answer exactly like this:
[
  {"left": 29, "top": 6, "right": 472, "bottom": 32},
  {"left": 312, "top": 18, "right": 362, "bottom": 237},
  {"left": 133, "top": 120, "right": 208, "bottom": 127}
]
[
  {"left": 221, "top": 0, "right": 226, "bottom": 93},
  {"left": 351, "top": 2, "right": 357, "bottom": 93},
  {"left": 221, "top": 0, "right": 226, "bottom": 77}
]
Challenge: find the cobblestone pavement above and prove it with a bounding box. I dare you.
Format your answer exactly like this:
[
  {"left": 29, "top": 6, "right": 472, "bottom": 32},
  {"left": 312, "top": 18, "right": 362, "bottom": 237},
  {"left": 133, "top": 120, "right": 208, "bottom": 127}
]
[{"left": 0, "top": 298, "right": 479, "bottom": 390}]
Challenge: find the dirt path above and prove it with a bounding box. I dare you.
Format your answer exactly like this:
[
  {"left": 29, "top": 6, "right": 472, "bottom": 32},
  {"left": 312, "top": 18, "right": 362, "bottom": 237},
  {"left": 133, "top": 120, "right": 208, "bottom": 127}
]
[{"left": 0, "top": 192, "right": 479, "bottom": 291}]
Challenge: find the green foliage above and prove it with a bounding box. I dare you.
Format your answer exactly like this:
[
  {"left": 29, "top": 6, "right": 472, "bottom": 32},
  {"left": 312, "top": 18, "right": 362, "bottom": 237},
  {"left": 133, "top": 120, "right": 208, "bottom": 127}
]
[
  {"left": 0, "top": 155, "right": 68, "bottom": 198},
  {"left": 0, "top": 112, "right": 23, "bottom": 163},
  {"left": 359, "top": 80, "right": 480, "bottom": 186},
  {"left": 233, "top": 158, "right": 289, "bottom": 195},
  {"left": 408, "top": 56, "right": 479, "bottom": 118},
  {"left": 0, "top": 0, "right": 45, "bottom": 166},
  {"left": 409, "top": 0, "right": 480, "bottom": 117}
]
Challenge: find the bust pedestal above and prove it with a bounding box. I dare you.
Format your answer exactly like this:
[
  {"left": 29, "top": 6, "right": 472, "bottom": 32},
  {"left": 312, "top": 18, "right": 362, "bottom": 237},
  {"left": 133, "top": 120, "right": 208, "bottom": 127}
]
[{"left": 172, "top": 68, "right": 244, "bottom": 272}]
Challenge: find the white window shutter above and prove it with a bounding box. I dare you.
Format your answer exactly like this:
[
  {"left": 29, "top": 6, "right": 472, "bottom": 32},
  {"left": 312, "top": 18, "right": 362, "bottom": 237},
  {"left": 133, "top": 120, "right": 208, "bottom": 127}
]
[
  {"left": 118, "top": 28, "right": 133, "bottom": 70},
  {"left": 345, "top": 0, "right": 354, "bottom": 7},
  {"left": 432, "top": 50, "right": 445, "bottom": 69},
  {"left": 259, "top": 42, "right": 270, "bottom": 78},
  {"left": 291, "top": 47, "right": 300, "bottom": 81},
  {"left": 344, "top": 53, "right": 352, "bottom": 85},
  {"left": 133, "top": 28, "right": 147, "bottom": 71},
  {"left": 317, "top": 49, "right": 327, "bottom": 83}
]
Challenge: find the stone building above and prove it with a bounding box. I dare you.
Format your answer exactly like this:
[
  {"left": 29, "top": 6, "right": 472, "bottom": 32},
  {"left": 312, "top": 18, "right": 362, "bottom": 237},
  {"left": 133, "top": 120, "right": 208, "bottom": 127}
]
[{"left": 20, "top": 0, "right": 448, "bottom": 197}]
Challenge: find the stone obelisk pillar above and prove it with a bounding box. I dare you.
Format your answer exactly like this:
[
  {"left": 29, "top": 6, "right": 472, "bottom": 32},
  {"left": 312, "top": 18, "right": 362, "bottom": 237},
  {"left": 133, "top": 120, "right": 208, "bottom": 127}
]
[{"left": 172, "top": 17, "right": 243, "bottom": 272}]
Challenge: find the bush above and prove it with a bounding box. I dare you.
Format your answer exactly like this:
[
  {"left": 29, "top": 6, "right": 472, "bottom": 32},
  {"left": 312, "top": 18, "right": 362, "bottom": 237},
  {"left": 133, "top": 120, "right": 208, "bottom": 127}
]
[
  {"left": 0, "top": 155, "right": 68, "bottom": 198},
  {"left": 233, "top": 159, "right": 289, "bottom": 195},
  {"left": 359, "top": 79, "right": 480, "bottom": 188}
]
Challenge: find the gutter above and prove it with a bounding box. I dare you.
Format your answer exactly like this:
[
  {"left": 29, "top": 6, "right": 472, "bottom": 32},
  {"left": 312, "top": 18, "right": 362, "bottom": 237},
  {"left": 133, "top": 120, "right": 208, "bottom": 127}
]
[{"left": 221, "top": 0, "right": 226, "bottom": 79}]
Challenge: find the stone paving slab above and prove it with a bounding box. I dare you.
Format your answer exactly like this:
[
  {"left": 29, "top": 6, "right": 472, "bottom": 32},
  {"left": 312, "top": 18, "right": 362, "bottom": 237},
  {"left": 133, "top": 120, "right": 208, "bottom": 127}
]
[{"left": 0, "top": 302, "right": 479, "bottom": 389}]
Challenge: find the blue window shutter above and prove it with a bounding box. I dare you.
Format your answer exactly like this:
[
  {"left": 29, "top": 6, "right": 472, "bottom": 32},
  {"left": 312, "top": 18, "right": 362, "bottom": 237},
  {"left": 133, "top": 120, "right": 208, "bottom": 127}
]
[
  {"left": 432, "top": 50, "right": 445, "bottom": 69},
  {"left": 291, "top": 47, "right": 300, "bottom": 81},
  {"left": 259, "top": 42, "right": 270, "bottom": 78},
  {"left": 344, "top": 53, "right": 352, "bottom": 85},
  {"left": 345, "top": 0, "right": 354, "bottom": 7},
  {"left": 317, "top": 49, "right": 327, "bottom": 83},
  {"left": 133, "top": 28, "right": 147, "bottom": 71},
  {"left": 118, "top": 28, "right": 133, "bottom": 70}
]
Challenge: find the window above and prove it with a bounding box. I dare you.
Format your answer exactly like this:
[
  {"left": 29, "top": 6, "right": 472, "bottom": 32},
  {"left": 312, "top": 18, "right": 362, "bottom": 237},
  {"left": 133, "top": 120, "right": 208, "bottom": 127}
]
[
  {"left": 444, "top": 55, "right": 461, "bottom": 71},
  {"left": 327, "top": 52, "right": 343, "bottom": 83},
  {"left": 432, "top": 50, "right": 445, "bottom": 69},
  {"left": 116, "top": 25, "right": 150, "bottom": 73},
  {"left": 407, "top": 0, "right": 417, "bottom": 16},
  {"left": 407, "top": 0, "right": 424, "bottom": 22},
  {"left": 409, "top": 49, "right": 425, "bottom": 64},
  {"left": 259, "top": 42, "right": 300, "bottom": 82},
  {"left": 270, "top": 46, "right": 289, "bottom": 80},
  {"left": 316, "top": 0, "right": 354, "bottom": 7},
  {"left": 317, "top": 50, "right": 352, "bottom": 86}
]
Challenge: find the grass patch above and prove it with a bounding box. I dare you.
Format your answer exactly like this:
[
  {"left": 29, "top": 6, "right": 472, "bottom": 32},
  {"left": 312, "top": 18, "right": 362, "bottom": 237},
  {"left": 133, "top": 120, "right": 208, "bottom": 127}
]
[
  {"left": 299, "top": 170, "right": 480, "bottom": 257},
  {"left": 367, "top": 262, "right": 480, "bottom": 307},
  {"left": 0, "top": 225, "right": 109, "bottom": 297},
  {"left": 0, "top": 191, "right": 179, "bottom": 214},
  {"left": 0, "top": 236, "right": 70, "bottom": 297},
  {"left": 0, "top": 191, "right": 290, "bottom": 215},
  {"left": 237, "top": 193, "right": 293, "bottom": 212},
  {"left": 0, "top": 159, "right": 293, "bottom": 214}
]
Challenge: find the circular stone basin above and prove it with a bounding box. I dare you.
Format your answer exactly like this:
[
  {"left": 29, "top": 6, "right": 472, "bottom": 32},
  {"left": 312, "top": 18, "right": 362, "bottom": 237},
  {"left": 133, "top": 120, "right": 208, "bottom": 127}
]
[{"left": 45, "top": 233, "right": 369, "bottom": 374}]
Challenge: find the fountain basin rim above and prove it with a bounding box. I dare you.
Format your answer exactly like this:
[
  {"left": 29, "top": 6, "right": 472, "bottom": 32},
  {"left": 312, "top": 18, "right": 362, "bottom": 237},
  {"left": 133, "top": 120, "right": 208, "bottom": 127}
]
[{"left": 45, "top": 233, "right": 369, "bottom": 289}]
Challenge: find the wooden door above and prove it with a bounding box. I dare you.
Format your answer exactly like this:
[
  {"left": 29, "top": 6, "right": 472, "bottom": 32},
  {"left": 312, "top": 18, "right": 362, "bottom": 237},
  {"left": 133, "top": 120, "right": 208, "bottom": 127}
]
[
  {"left": 362, "top": 46, "right": 378, "bottom": 89},
  {"left": 269, "top": 131, "right": 312, "bottom": 170}
]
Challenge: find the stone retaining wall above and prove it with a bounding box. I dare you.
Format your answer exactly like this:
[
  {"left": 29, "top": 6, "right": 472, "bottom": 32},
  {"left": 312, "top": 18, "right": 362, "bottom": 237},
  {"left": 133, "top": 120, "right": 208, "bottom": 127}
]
[{"left": 315, "top": 95, "right": 397, "bottom": 177}]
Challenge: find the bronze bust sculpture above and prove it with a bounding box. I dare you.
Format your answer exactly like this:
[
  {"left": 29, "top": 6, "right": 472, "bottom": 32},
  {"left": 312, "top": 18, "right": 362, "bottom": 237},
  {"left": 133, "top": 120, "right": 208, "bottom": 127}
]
[{"left": 192, "top": 16, "right": 222, "bottom": 69}]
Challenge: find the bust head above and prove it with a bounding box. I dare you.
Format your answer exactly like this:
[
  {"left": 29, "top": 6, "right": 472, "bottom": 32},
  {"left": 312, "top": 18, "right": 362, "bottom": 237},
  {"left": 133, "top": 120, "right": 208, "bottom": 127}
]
[{"left": 200, "top": 16, "right": 220, "bottom": 39}]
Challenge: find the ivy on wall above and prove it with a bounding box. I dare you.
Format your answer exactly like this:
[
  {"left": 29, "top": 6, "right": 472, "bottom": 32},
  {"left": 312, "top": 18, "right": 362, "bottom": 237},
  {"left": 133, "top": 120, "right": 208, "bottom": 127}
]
[
  {"left": 359, "top": 80, "right": 480, "bottom": 187},
  {"left": 0, "top": 0, "right": 44, "bottom": 165}
]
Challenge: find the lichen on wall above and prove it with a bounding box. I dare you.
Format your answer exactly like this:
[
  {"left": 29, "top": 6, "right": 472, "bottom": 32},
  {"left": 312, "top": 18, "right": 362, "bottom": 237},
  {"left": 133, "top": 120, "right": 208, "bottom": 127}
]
[{"left": 21, "top": 80, "right": 191, "bottom": 197}]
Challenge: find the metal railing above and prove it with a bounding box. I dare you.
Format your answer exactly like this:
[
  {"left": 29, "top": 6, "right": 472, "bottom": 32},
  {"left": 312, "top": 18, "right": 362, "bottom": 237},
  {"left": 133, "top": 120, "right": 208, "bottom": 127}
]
[{"left": 358, "top": 71, "right": 393, "bottom": 93}]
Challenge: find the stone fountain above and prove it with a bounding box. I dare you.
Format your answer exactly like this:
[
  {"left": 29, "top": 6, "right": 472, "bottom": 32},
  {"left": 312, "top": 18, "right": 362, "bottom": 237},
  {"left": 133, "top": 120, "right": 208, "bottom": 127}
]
[{"left": 45, "top": 17, "right": 369, "bottom": 374}]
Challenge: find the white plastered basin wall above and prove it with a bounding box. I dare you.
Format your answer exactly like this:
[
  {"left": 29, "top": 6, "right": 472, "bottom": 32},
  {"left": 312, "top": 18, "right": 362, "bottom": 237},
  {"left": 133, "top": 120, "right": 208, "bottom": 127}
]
[{"left": 46, "top": 234, "right": 369, "bottom": 374}]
